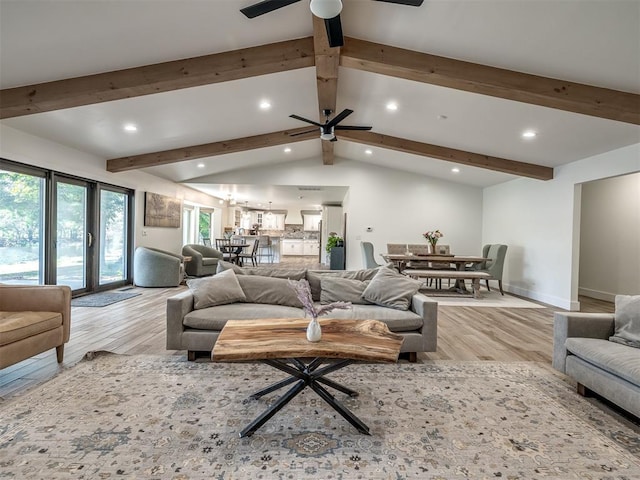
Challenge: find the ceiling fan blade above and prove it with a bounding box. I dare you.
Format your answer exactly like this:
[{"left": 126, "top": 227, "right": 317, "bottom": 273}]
[
  {"left": 240, "top": 0, "right": 301, "bottom": 19},
  {"left": 324, "top": 15, "right": 344, "bottom": 48},
  {"left": 335, "top": 125, "right": 373, "bottom": 131},
  {"left": 289, "top": 128, "right": 318, "bottom": 136},
  {"left": 326, "top": 108, "right": 353, "bottom": 128},
  {"left": 289, "top": 114, "right": 323, "bottom": 127},
  {"left": 373, "top": 0, "right": 424, "bottom": 6}
]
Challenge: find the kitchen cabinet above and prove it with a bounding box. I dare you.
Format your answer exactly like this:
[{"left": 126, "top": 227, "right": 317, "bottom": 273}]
[
  {"left": 303, "top": 240, "right": 319, "bottom": 256},
  {"left": 303, "top": 214, "right": 321, "bottom": 231},
  {"left": 282, "top": 239, "right": 303, "bottom": 256},
  {"left": 262, "top": 213, "right": 285, "bottom": 230}
]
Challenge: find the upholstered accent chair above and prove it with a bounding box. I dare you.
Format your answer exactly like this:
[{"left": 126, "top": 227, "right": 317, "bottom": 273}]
[
  {"left": 361, "top": 241, "right": 382, "bottom": 269},
  {"left": 471, "top": 244, "right": 508, "bottom": 294},
  {"left": 182, "top": 244, "right": 224, "bottom": 277},
  {"left": 0, "top": 284, "right": 72, "bottom": 369},
  {"left": 134, "top": 246, "right": 184, "bottom": 287}
]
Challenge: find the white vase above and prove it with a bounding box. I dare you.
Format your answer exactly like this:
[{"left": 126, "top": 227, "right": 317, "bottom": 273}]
[{"left": 306, "top": 317, "right": 322, "bottom": 342}]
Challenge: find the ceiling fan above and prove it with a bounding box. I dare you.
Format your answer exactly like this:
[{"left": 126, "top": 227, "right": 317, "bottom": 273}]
[
  {"left": 240, "top": 0, "right": 425, "bottom": 48},
  {"left": 289, "top": 108, "right": 372, "bottom": 141}
]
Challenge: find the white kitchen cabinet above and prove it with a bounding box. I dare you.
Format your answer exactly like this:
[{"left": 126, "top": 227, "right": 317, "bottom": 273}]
[
  {"left": 263, "top": 213, "right": 285, "bottom": 230},
  {"left": 303, "top": 240, "right": 319, "bottom": 256},
  {"left": 303, "top": 214, "right": 321, "bottom": 231},
  {"left": 282, "top": 239, "right": 304, "bottom": 256}
]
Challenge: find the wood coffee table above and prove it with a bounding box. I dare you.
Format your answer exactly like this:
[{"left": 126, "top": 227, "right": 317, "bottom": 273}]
[{"left": 212, "top": 318, "right": 403, "bottom": 438}]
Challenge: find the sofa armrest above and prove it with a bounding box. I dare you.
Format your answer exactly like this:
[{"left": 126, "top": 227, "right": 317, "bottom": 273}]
[
  {"left": 166, "top": 289, "right": 195, "bottom": 349},
  {"left": 0, "top": 285, "right": 72, "bottom": 341},
  {"left": 411, "top": 293, "right": 438, "bottom": 352},
  {"left": 552, "top": 312, "right": 615, "bottom": 373}
]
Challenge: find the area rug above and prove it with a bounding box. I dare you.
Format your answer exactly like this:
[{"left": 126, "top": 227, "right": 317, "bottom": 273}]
[
  {"left": 427, "top": 290, "right": 545, "bottom": 308},
  {"left": 1, "top": 354, "right": 638, "bottom": 479},
  {"left": 70, "top": 291, "right": 141, "bottom": 307}
]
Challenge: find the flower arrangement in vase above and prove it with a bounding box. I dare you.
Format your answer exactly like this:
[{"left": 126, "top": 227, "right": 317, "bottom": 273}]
[
  {"left": 289, "top": 279, "right": 351, "bottom": 342},
  {"left": 423, "top": 230, "right": 443, "bottom": 253}
]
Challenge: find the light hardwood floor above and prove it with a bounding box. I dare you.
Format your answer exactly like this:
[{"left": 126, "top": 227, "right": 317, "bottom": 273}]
[{"left": 0, "top": 257, "right": 615, "bottom": 402}]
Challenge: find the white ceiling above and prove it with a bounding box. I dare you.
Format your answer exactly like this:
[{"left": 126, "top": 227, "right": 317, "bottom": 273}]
[{"left": 1, "top": 0, "right": 639, "bottom": 208}]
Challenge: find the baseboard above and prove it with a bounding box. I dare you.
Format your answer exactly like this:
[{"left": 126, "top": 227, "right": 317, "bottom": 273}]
[
  {"left": 504, "top": 283, "right": 579, "bottom": 311},
  {"left": 578, "top": 287, "right": 617, "bottom": 303}
]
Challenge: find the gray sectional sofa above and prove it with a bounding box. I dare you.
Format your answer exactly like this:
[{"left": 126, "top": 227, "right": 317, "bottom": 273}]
[
  {"left": 167, "top": 265, "right": 438, "bottom": 362},
  {"left": 553, "top": 296, "right": 640, "bottom": 418}
]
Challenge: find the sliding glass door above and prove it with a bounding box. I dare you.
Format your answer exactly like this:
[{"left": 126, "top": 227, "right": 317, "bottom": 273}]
[{"left": 1, "top": 159, "right": 133, "bottom": 294}]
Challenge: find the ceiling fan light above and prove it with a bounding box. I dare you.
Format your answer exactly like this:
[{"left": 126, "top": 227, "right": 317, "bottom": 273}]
[
  {"left": 310, "top": 0, "right": 342, "bottom": 19},
  {"left": 320, "top": 132, "right": 335, "bottom": 141}
]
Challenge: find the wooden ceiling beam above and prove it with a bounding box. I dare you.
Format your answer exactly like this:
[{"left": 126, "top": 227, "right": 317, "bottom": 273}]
[
  {"left": 340, "top": 37, "right": 640, "bottom": 125},
  {"left": 313, "top": 15, "right": 340, "bottom": 165},
  {"left": 339, "top": 130, "right": 554, "bottom": 180},
  {"left": 0, "top": 37, "right": 315, "bottom": 119},
  {"left": 106, "top": 127, "right": 318, "bottom": 173}
]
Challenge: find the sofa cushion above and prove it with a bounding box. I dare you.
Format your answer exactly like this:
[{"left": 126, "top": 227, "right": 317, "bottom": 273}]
[
  {"left": 318, "top": 304, "right": 423, "bottom": 332},
  {"left": 565, "top": 337, "right": 640, "bottom": 386},
  {"left": 236, "top": 275, "right": 303, "bottom": 308},
  {"left": 187, "top": 269, "right": 246, "bottom": 309},
  {"left": 609, "top": 295, "right": 640, "bottom": 348},
  {"left": 362, "top": 267, "right": 422, "bottom": 311},
  {"left": 307, "top": 268, "right": 380, "bottom": 301},
  {"left": 0, "top": 311, "right": 62, "bottom": 345},
  {"left": 320, "top": 277, "right": 372, "bottom": 305},
  {"left": 216, "top": 260, "right": 245, "bottom": 275},
  {"left": 183, "top": 303, "right": 304, "bottom": 331},
  {"left": 243, "top": 268, "right": 307, "bottom": 280}
]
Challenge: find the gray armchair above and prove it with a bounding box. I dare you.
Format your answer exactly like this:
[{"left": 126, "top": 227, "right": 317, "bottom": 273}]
[
  {"left": 133, "top": 246, "right": 184, "bottom": 287},
  {"left": 182, "top": 244, "right": 224, "bottom": 277},
  {"left": 472, "top": 244, "right": 508, "bottom": 294}
]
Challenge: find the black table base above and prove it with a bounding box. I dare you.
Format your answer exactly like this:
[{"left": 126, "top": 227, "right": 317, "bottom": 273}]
[{"left": 239, "top": 357, "right": 370, "bottom": 438}]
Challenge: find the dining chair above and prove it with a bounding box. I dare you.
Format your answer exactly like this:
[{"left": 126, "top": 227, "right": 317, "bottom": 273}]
[
  {"left": 470, "top": 244, "right": 508, "bottom": 294},
  {"left": 386, "top": 243, "right": 407, "bottom": 254},
  {"left": 361, "top": 241, "right": 382, "bottom": 269},
  {"left": 202, "top": 237, "right": 211, "bottom": 247},
  {"left": 215, "top": 238, "right": 238, "bottom": 264},
  {"left": 239, "top": 238, "right": 259, "bottom": 267}
]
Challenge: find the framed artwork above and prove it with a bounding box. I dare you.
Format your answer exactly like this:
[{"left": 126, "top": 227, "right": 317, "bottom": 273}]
[{"left": 144, "top": 192, "right": 182, "bottom": 228}]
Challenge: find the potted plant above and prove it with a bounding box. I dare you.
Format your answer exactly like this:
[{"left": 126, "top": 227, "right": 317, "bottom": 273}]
[{"left": 325, "top": 234, "right": 344, "bottom": 253}]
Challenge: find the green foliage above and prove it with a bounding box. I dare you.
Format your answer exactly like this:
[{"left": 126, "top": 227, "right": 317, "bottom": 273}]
[{"left": 325, "top": 235, "right": 343, "bottom": 253}]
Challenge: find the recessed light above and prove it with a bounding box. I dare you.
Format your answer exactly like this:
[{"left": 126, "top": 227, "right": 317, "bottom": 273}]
[
  {"left": 364, "top": 149, "right": 373, "bottom": 155},
  {"left": 284, "top": 147, "right": 292, "bottom": 153},
  {"left": 451, "top": 167, "right": 460, "bottom": 173},
  {"left": 386, "top": 102, "right": 398, "bottom": 111},
  {"left": 437, "top": 114, "right": 448, "bottom": 120},
  {"left": 123, "top": 124, "right": 137, "bottom": 132},
  {"left": 219, "top": 199, "right": 224, "bottom": 205},
  {"left": 197, "top": 163, "right": 205, "bottom": 168},
  {"left": 522, "top": 130, "right": 537, "bottom": 138},
  {"left": 259, "top": 100, "right": 271, "bottom": 110}
]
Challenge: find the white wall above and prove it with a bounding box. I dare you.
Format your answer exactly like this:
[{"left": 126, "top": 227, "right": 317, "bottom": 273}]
[
  {"left": 483, "top": 143, "right": 640, "bottom": 310},
  {"left": 0, "top": 125, "right": 220, "bottom": 254},
  {"left": 197, "top": 156, "right": 484, "bottom": 269},
  {"left": 579, "top": 172, "right": 640, "bottom": 300}
]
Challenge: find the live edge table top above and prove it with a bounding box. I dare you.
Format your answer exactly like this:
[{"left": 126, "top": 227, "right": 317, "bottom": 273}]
[{"left": 212, "top": 318, "right": 403, "bottom": 363}]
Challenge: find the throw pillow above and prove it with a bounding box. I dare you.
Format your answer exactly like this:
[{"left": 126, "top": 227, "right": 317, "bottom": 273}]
[
  {"left": 237, "top": 275, "right": 304, "bottom": 308},
  {"left": 216, "top": 260, "right": 245, "bottom": 275},
  {"left": 320, "top": 277, "right": 372, "bottom": 305},
  {"left": 307, "top": 268, "right": 381, "bottom": 301},
  {"left": 609, "top": 295, "right": 640, "bottom": 348},
  {"left": 243, "top": 268, "right": 307, "bottom": 280},
  {"left": 362, "top": 267, "right": 421, "bottom": 311},
  {"left": 187, "top": 269, "right": 246, "bottom": 309}
]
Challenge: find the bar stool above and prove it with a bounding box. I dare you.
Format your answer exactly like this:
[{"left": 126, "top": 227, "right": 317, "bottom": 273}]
[{"left": 257, "top": 235, "right": 273, "bottom": 264}]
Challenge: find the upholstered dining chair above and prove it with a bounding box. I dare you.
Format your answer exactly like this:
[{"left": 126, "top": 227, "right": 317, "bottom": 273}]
[
  {"left": 386, "top": 243, "right": 407, "bottom": 254},
  {"left": 361, "top": 241, "right": 382, "bottom": 269},
  {"left": 470, "top": 244, "right": 508, "bottom": 294}
]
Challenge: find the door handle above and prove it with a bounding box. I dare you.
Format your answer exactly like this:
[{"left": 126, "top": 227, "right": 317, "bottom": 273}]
[{"left": 87, "top": 232, "right": 93, "bottom": 247}]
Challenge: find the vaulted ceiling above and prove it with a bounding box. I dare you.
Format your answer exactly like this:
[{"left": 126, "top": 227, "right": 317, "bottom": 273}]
[{"left": 1, "top": 0, "right": 638, "bottom": 209}]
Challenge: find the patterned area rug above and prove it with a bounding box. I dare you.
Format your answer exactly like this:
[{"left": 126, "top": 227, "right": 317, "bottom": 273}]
[
  {"left": 71, "top": 291, "right": 141, "bottom": 307},
  {"left": 1, "top": 354, "right": 638, "bottom": 479}
]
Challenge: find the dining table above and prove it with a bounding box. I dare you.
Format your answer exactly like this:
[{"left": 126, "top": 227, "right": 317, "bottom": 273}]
[{"left": 381, "top": 253, "right": 490, "bottom": 293}]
